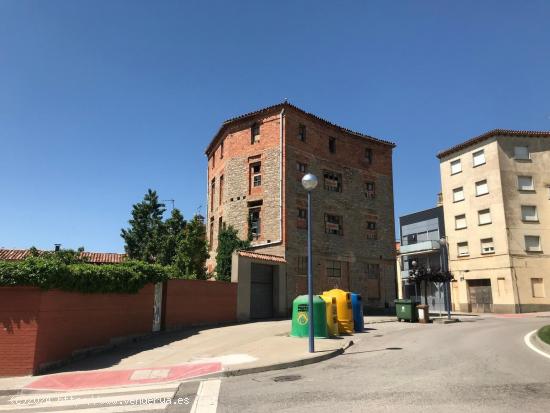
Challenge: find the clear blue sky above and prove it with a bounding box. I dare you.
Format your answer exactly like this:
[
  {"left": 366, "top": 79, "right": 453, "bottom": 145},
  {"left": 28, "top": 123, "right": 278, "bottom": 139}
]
[{"left": 1, "top": 1, "right": 549, "bottom": 252}]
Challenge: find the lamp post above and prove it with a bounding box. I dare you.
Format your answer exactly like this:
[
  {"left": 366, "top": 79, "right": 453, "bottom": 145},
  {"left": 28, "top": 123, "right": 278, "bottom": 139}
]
[
  {"left": 439, "top": 237, "right": 451, "bottom": 320},
  {"left": 302, "top": 173, "right": 318, "bottom": 353}
]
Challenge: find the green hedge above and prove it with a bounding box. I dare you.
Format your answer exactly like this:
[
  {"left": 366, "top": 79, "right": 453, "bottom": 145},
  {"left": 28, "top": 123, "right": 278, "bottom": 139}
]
[
  {"left": 538, "top": 325, "right": 550, "bottom": 345},
  {"left": 0, "top": 257, "right": 175, "bottom": 294}
]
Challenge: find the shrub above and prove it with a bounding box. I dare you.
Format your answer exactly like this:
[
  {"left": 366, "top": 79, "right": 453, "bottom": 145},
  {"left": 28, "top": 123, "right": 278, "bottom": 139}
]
[{"left": 0, "top": 257, "right": 174, "bottom": 294}]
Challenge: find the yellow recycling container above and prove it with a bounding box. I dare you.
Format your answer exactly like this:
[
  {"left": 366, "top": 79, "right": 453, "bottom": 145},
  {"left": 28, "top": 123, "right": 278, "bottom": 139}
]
[
  {"left": 320, "top": 295, "right": 339, "bottom": 337},
  {"left": 323, "top": 289, "right": 354, "bottom": 334}
]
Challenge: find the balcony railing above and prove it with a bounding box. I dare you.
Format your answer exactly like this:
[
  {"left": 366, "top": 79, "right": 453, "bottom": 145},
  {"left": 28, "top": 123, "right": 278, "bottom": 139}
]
[{"left": 399, "top": 240, "right": 441, "bottom": 255}]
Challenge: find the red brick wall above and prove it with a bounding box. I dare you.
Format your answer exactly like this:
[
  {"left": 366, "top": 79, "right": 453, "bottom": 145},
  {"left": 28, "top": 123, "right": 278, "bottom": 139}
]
[
  {"left": 0, "top": 287, "right": 41, "bottom": 376},
  {"left": 164, "top": 279, "right": 237, "bottom": 329},
  {"left": 0, "top": 281, "right": 237, "bottom": 376},
  {"left": 0, "top": 286, "right": 153, "bottom": 376},
  {"left": 33, "top": 286, "right": 155, "bottom": 371}
]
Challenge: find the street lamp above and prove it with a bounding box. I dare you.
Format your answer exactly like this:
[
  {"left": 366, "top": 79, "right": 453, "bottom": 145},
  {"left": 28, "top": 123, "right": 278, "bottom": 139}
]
[{"left": 302, "top": 173, "right": 318, "bottom": 353}]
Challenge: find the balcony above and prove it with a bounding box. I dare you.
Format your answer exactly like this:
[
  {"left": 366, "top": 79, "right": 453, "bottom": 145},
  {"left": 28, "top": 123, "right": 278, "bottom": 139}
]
[{"left": 399, "top": 240, "right": 441, "bottom": 255}]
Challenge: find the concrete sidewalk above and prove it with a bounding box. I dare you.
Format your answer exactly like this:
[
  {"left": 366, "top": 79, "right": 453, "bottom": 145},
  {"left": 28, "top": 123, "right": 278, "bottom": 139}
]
[{"left": 1, "top": 318, "right": 382, "bottom": 392}]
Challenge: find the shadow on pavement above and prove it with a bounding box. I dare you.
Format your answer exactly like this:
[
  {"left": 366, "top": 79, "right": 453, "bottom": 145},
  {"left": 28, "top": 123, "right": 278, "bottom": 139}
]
[{"left": 341, "top": 347, "right": 403, "bottom": 355}]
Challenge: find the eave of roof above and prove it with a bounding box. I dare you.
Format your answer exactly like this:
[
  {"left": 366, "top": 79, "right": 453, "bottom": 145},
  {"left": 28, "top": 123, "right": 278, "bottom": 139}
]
[
  {"left": 237, "top": 250, "right": 286, "bottom": 264},
  {"left": 0, "top": 249, "right": 127, "bottom": 264},
  {"left": 437, "top": 129, "right": 550, "bottom": 159},
  {"left": 205, "top": 101, "right": 396, "bottom": 155}
]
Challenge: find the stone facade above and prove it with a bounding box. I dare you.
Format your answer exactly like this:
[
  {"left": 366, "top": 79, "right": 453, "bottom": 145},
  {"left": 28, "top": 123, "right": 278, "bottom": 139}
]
[{"left": 206, "top": 103, "right": 397, "bottom": 313}]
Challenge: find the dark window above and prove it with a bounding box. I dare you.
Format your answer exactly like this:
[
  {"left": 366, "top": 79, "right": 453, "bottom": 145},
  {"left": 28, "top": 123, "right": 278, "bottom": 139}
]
[
  {"left": 251, "top": 123, "right": 260, "bottom": 144},
  {"left": 298, "top": 208, "right": 307, "bottom": 219},
  {"left": 365, "top": 182, "right": 375, "bottom": 199},
  {"left": 325, "top": 214, "right": 343, "bottom": 235},
  {"left": 366, "top": 263, "right": 380, "bottom": 280},
  {"left": 365, "top": 148, "right": 373, "bottom": 164},
  {"left": 326, "top": 260, "right": 342, "bottom": 278},
  {"left": 219, "top": 175, "right": 224, "bottom": 205},
  {"left": 324, "top": 171, "right": 342, "bottom": 192},
  {"left": 220, "top": 140, "right": 224, "bottom": 159},
  {"left": 329, "top": 137, "right": 336, "bottom": 153},
  {"left": 297, "top": 256, "right": 307, "bottom": 275},
  {"left": 367, "top": 221, "right": 377, "bottom": 239},
  {"left": 406, "top": 233, "right": 417, "bottom": 245},
  {"left": 297, "top": 162, "right": 307, "bottom": 173},
  {"left": 249, "top": 208, "right": 261, "bottom": 239},
  {"left": 218, "top": 216, "right": 223, "bottom": 232},
  {"left": 298, "top": 124, "right": 306, "bottom": 142},
  {"left": 210, "top": 178, "right": 215, "bottom": 212},
  {"left": 251, "top": 162, "right": 261, "bottom": 187},
  {"left": 209, "top": 219, "right": 214, "bottom": 250}
]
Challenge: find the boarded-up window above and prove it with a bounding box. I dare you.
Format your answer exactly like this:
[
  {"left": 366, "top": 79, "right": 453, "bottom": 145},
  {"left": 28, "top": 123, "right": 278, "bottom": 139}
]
[
  {"left": 472, "top": 149, "right": 486, "bottom": 167},
  {"left": 453, "top": 187, "right": 464, "bottom": 202},
  {"left": 478, "top": 209, "right": 491, "bottom": 225},
  {"left": 531, "top": 278, "right": 545, "bottom": 298},
  {"left": 497, "top": 278, "right": 506, "bottom": 296},
  {"left": 323, "top": 171, "right": 342, "bottom": 192},
  {"left": 450, "top": 159, "right": 462, "bottom": 175},
  {"left": 475, "top": 180, "right": 489, "bottom": 196},
  {"left": 455, "top": 214, "right": 467, "bottom": 230}
]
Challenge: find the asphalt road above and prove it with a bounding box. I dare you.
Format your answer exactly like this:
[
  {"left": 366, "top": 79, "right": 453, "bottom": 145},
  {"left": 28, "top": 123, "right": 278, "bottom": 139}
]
[{"left": 214, "top": 315, "right": 550, "bottom": 413}]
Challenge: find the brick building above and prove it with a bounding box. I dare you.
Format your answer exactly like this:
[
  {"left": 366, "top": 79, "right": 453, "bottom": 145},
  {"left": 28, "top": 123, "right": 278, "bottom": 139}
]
[{"left": 205, "top": 102, "right": 397, "bottom": 315}]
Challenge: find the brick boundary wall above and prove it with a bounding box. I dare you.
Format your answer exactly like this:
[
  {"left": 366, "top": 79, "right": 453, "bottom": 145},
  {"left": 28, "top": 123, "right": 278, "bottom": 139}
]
[
  {"left": 164, "top": 279, "right": 237, "bottom": 329},
  {"left": 0, "top": 281, "right": 237, "bottom": 377}
]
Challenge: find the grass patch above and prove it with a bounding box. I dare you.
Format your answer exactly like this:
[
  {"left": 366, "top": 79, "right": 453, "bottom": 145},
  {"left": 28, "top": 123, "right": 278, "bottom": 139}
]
[{"left": 537, "top": 325, "right": 550, "bottom": 345}]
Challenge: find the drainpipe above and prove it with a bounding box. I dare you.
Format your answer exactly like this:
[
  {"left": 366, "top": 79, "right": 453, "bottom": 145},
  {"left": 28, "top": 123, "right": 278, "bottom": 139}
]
[{"left": 249, "top": 106, "right": 285, "bottom": 249}]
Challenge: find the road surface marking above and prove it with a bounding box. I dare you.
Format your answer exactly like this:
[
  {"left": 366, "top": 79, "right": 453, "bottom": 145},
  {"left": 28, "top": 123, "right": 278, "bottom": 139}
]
[
  {"left": 524, "top": 330, "right": 550, "bottom": 360},
  {"left": 190, "top": 379, "right": 221, "bottom": 413}
]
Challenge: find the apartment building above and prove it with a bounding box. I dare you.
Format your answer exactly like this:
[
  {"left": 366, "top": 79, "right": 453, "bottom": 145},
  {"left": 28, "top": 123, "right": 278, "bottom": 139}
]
[
  {"left": 438, "top": 129, "right": 550, "bottom": 313},
  {"left": 397, "top": 206, "right": 450, "bottom": 312},
  {"left": 205, "top": 102, "right": 397, "bottom": 317}
]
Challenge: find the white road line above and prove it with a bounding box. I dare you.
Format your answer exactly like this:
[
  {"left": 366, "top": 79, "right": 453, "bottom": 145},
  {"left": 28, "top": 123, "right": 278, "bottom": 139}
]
[
  {"left": 190, "top": 379, "right": 221, "bottom": 413},
  {"left": 524, "top": 330, "right": 550, "bottom": 360},
  {"left": 2, "top": 391, "right": 174, "bottom": 411},
  {"left": 17, "top": 382, "right": 179, "bottom": 398}
]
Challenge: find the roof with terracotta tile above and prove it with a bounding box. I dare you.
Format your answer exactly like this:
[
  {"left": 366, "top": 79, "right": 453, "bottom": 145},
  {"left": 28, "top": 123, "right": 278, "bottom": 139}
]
[
  {"left": 205, "top": 101, "right": 396, "bottom": 155},
  {"left": 437, "top": 129, "right": 550, "bottom": 159},
  {"left": 0, "top": 249, "right": 127, "bottom": 264},
  {"left": 237, "top": 250, "right": 286, "bottom": 264}
]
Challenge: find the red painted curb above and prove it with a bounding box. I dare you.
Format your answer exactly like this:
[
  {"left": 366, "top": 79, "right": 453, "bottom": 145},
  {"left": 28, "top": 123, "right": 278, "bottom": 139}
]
[{"left": 25, "top": 363, "right": 222, "bottom": 391}]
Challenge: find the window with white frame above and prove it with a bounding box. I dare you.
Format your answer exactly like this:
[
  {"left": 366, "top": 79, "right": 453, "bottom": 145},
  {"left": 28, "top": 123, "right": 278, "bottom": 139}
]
[
  {"left": 514, "top": 146, "right": 530, "bottom": 160},
  {"left": 478, "top": 209, "right": 492, "bottom": 225},
  {"left": 450, "top": 159, "right": 462, "bottom": 175},
  {"left": 518, "top": 176, "right": 534, "bottom": 191},
  {"left": 455, "top": 214, "right": 467, "bottom": 230},
  {"left": 475, "top": 180, "right": 489, "bottom": 196},
  {"left": 521, "top": 205, "right": 538, "bottom": 222},
  {"left": 457, "top": 242, "right": 469, "bottom": 257},
  {"left": 525, "top": 235, "right": 541, "bottom": 252},
  {"left": 473, "top": 150, "right": 486, "bottom": 167},
  {"left": 453, "top": 187, "right": 465, "bottom": 202},
  {"left": 481, "top": 238, "right": 495, "bottom": 254}
]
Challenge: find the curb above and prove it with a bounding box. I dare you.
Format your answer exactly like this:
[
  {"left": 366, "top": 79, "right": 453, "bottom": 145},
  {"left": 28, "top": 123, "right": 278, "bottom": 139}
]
[
  {"left": 533, "top": 331, "right": 550, "bottom": 356},
  {"left": 1, "top": 340, "right": 354, "bottom": 395},
  {"left": 218, "top": 339, "right": 354, "bottom": 378}
]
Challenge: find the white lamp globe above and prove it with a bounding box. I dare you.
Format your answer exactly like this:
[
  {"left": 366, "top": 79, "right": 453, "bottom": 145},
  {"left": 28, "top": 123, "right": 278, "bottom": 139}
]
[{"left": 301, "top": 173, "right": 318, "bottom": 191}]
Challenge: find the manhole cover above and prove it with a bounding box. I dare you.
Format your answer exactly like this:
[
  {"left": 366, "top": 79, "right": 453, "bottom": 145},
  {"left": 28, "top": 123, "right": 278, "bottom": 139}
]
[{"left": 273, "top": 375, "right": 302, "bottom": 382}]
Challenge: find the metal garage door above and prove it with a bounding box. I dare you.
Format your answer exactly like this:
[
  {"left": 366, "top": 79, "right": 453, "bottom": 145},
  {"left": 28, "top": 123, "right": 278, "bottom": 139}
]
[
  {"left": 250, "top": 263, "right": 274, "bottom": 319},
  {"left": 468, "top": 279, "right": 493, "bottom": 313}
]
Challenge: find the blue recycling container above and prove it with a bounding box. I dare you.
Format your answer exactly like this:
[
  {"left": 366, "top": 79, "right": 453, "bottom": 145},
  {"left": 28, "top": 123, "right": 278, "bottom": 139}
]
[{"left": 351, "top": 293, "right": 364, "bottom": 332}]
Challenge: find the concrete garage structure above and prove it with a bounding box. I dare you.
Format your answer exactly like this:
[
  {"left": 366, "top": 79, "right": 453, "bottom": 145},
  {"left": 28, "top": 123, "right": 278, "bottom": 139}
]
[
  {"left": 206, "top": 102, "right": 397, "bottom": 317},
  {"left": 231, "top": 251, "right": 287, "bottom": 321}
]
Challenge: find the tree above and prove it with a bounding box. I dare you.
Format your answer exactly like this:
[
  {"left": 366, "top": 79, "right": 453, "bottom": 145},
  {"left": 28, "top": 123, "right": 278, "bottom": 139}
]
[
  {"left": 174, "top": 215, "right": 209, "bottom": 279},
  {"left": 215, "top": 225, "right": 250, "bottom": 281},
  {"left": 121, "top": 189, "right": 166, "bottom": 263},
  {"left": 157, "top": 209, "right": 187, "bottom": 266}
]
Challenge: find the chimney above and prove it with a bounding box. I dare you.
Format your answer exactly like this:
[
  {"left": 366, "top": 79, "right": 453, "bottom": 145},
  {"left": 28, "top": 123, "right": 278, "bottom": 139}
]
[{"left": 54, "top": 244, "right": 61, "bottom": 252}]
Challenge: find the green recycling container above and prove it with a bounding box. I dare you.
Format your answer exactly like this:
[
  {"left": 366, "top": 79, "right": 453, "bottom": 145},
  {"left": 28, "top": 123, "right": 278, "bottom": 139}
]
[
  {"left": 395, "top": 299, "right": 419, "bottom": 322},
  {"left": 290, "top": 295, "right": 329, "bottom": 338}
]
